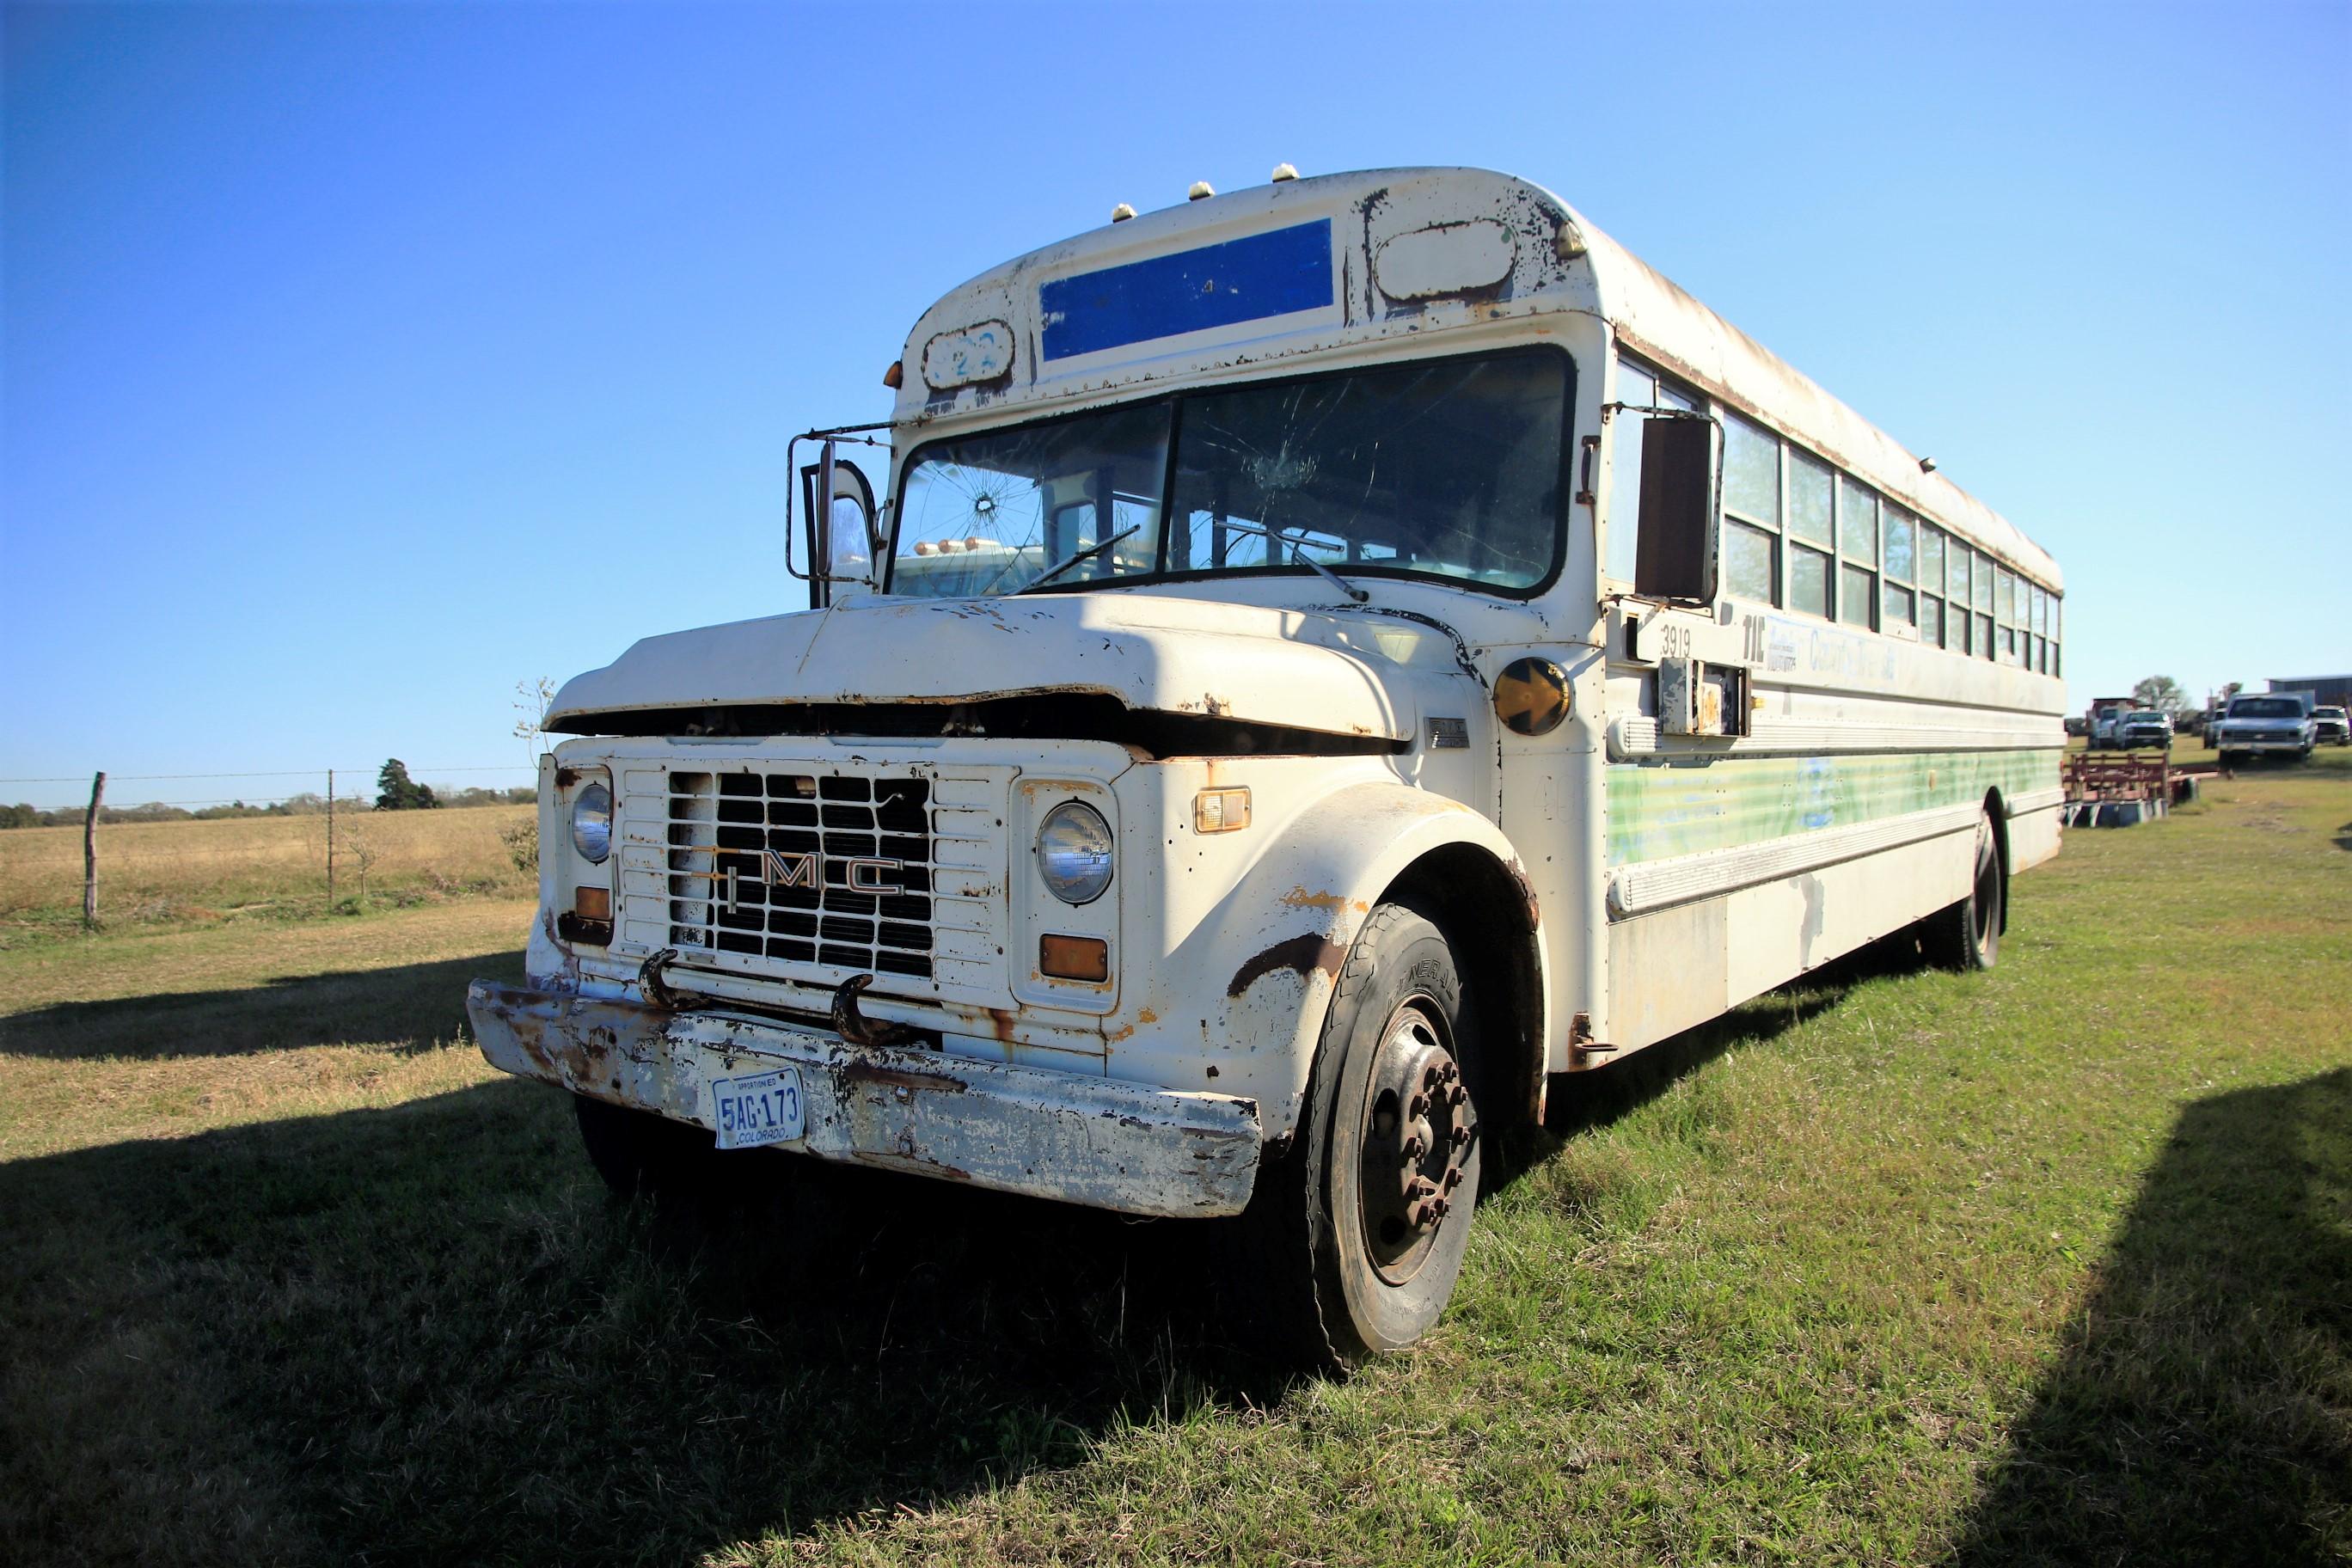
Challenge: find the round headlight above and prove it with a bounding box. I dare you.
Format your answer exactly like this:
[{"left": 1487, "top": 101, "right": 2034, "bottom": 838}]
[
  {"left": 1035, "top": 800, "right": 1112, "bottom": 905},
  {"left": 570, "top": 781, "right": 613, "bottom": 864}
]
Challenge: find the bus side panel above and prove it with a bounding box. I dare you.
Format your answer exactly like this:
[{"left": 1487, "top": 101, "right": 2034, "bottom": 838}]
[
  {"left": 2008, "top": 798, "right": 2063, "bottom": 873},
  {"left": 1606, "top": 826, "right": 1974, "bottom": 1051}
]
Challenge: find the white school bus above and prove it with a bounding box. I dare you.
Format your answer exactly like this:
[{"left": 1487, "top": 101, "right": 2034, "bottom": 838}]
[{"left": 469, "top": 166, "right": 2065, "bottom": 1363}]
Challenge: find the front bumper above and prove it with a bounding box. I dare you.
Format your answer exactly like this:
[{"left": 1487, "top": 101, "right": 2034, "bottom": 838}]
[
  {"left": 2215, "top": 735, "right": 2307, "bottom": 752},
  {"left": 467, "top": 982, "right": 1264, "bottom": 1218}
]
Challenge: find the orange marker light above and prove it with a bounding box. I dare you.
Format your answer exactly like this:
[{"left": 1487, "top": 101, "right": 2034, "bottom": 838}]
[
  {"left": 1193, "top": 787, "right": 1252, "bottom": 834},
  {"left": 573, "top": 885, "right": 610, "bottom": 922},
  {"left": 1039, "top": 934, "right": 1110, "bottom": 983}
]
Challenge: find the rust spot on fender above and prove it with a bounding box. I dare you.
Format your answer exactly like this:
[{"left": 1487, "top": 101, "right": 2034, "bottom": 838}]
[
  {"left": 1506, "top": 856, "right": 1541, "bottom": 928},
  {"left": 1227, "top": 933, "right": 1347, "bottom": 998},
  {"left": 1136, "top": 1007, "right": 1159, "bottom": 1025},
  {"left": 984, "top": 1007, "right": 1019, "bottom": 1044}
]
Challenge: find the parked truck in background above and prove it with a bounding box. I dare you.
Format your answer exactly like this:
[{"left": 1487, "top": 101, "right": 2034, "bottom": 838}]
[
  {"left": 2086, "top": 698, "right": 2133, "bottom": 749},
  {"left": 2208, "top": 692, "right": 2315, "bottom": 765}
]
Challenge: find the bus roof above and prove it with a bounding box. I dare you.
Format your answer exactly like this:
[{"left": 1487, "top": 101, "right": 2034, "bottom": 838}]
[{"left": 892, "top": 166, "right": 2060, "bottom": 591}]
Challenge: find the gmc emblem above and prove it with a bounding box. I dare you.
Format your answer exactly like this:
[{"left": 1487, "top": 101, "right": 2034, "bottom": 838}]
[{"left": 724, "top": 848, "right": 902, "bottom": 910}]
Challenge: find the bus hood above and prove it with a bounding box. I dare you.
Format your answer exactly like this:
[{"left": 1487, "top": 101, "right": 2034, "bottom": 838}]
[{"left": 546, "top": 594, "right": 1472, "bottom": 743}]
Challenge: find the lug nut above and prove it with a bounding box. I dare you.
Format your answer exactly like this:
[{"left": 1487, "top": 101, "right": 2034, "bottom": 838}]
[
  {"left": 1447, "top": 1084, "right": 1468, "bottom": 1108},
  {"left": 1450, "top": 1124, "right": 1471, "bottom": 1148},
  {"left": 1439, "top": 1063, "right": 1458, "bottom": 1084},
  {"left": 1413, "top": 1202, "right": 1436, "bottom": 1228},
  {"left": 1432, "top": 1197, "right": 1451, "bottom": 1218},
  {"left": 1401, "top": 1135, "right": 1425, "bottom": 1161},
  {"left": 1408, "top": 1093, "right": 1429, "bottom": 1118},
  {"left": 1406, "top": 1175, "right": 1435, "bottom": 1198},
  {"left": 1442, "top": 1167, "right": 1463, "bottom": 1191},
  {"left": 1423, "top": 1065, "right": 1442, "bottom": 1090}
]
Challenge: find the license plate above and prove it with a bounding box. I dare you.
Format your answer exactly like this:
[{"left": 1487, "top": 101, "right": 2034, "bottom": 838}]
[{"left": 711, "top": 1068, "right": 805, "bottom": 1150}]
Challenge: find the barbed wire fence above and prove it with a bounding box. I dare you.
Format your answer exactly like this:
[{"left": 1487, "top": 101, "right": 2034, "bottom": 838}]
[{"left": 0, "top": 764, "right": 542, "bottom": 926}]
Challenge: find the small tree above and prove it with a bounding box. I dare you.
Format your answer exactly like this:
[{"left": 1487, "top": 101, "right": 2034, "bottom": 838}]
[
  {"left": 342, "top": 812, "right": 380, "bottom": 908},
  {"left": 376, "top": 758, "right": 438, "bottom": 811},
  {"left": 2132, "top": 675, "right": 2185, "bottom": 713},
  {"left": 514, "top": 677, "right": 557, "bottom": 774}
]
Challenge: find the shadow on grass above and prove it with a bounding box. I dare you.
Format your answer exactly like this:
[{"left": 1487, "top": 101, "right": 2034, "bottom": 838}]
[
  {"left": 0, "top": 932, "right": 1960, "bottom": 1565},
  {"left": 0, "top": 950, "right": 525, "bottom": 1060},
  {"left": 0, "top": 1072, "right": 1311, "bottom": 1566},
  {"left": 1947, "top": 1069, "right": 2352, "bottom": 1565}
]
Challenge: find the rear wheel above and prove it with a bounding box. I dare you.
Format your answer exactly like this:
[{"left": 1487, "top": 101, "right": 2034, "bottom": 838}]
[
  {"left": 1925, "top": 809, "right": 2003, "bottom": 971},
  {"left": 1233, "top": 905, "right": 1482, "bottom": 1367}
]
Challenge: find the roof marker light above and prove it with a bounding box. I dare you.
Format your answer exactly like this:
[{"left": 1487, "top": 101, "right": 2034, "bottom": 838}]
[
  {"left": 1188, "top": 181, "right": 1215, "bottom": 201},
  {"left": 1111, "top": 203, "right": 1136, "bottom": 223},
  {"left": 1270, "top": 162, "right": 1298, "bottom": 182},
  {"left": 1920, "top": 456, "right": 1939, "bottom": 474}
]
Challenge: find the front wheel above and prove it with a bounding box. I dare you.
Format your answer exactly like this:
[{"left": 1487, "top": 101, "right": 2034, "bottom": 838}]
[
  {"left": 1233, "top": 905, "right": 1482, "bottom": 1367},
  {"left": 573, "top": 1093, "right": 730, "bottom": 1205},
  {"left": 1924, "top": 809, "right": 2003, "bottom": 971}
]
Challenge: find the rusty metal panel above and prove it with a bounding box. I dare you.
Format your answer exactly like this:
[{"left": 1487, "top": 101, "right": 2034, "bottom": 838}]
[{"left": 469, "top": 982, "right": 1262, "bottom": 1218}]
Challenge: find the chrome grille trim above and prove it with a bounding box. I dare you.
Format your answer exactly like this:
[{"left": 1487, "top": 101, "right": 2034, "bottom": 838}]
[{"left": 609, "top": 758, "right": 1009, "bottom": 1004}]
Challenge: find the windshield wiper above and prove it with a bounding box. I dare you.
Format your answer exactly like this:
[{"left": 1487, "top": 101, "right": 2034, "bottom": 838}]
[
  {"left": 1013, "top": 525, "right": 1142, "bottom": 595},
  {"left": 1216, "top": 520, "right": 1369, "bottom": 603}
]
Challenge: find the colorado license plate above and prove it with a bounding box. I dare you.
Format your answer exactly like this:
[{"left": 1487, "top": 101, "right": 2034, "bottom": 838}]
[{"left": 711, "top": 1068, "right": 805, "bottom": 1150}]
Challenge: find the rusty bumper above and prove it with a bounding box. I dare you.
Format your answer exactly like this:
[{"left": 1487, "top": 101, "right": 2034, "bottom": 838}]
[{"left": 466, "top": 982, "right": 1263, "bottom": 1218}]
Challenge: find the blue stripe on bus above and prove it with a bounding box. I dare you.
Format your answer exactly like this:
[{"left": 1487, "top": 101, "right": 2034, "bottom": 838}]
[{"left": 1039, "top": 219, "right": 1334, "bottom": 361}]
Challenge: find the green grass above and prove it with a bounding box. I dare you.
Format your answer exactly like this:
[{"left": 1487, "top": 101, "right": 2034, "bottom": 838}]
[{"left": 0, "top": 758, "right": 2344, "bottom": 1566}]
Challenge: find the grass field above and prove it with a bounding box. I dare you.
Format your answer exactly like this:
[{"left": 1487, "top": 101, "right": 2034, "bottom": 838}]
[
  {"left": 0, "top": 758, "right": 2344, "bottom": 1565},
  {"left": 0, "top": 805, "right": 535, "bottom": 943}
]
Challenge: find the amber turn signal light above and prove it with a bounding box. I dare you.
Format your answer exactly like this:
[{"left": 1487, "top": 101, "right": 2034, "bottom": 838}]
[
  {"left": 1194, "top": 787, "right": 1251, "bottom": 834},
  {"left": 1039, "top": 934, "right": 1110, "bottom": 983},
  {"left": 573, "top": 885, "right": 611, "bottom": 921}
]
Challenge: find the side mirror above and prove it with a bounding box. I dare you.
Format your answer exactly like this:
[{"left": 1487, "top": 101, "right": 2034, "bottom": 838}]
[
  {"left": 1633, "top": 417, "right": 1718, "bottom": 603},
  {"left": 799, "top": 449, "right": 879, "bottom": 609}
]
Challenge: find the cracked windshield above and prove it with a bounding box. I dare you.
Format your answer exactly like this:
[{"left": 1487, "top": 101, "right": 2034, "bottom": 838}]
[{"left": 889, "top": 351, "right": 1567, "bottom": 598}]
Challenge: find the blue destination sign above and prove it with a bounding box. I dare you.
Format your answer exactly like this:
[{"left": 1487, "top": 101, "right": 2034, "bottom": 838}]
[{"left": 1039, "top": 218, "right": 1334, "bottom": 362}]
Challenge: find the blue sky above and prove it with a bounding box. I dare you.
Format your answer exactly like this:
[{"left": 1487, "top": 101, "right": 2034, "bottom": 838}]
[{"left": 4, "top": 0, "right": 2346, "bottom": 808}]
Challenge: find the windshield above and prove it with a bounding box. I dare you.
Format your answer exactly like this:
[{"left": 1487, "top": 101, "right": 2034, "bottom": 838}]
[
  {"left": 887, "top": 348, "right": 1568, "bottom": 599},
  {"left": 2228, "top": 697, "right": 2305, "bottom": 719}
]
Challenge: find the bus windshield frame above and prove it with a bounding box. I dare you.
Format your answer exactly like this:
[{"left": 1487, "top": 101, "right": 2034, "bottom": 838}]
[{"left": 884, "top": 346, "right": 1574, "bottom": 603}]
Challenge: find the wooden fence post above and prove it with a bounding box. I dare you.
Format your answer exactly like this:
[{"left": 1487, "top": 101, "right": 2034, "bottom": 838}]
[
  {"left": 327, "top": 768, "right": 336, "bottom": 904},
  {"left": 83, "top": 770, "right": 106, "bottom": 929}
]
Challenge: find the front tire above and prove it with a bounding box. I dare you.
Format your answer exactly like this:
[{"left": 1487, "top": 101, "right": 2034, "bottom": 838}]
[
  {"left": 1925, "top": 809, "right": 2003, "bottom": 971},
  {"left": 1234, "top": 905, "right": 1482, "bottom": 1367},
  {"left": 573, "top": 1093, "right": 727, "bottom": 1204}
]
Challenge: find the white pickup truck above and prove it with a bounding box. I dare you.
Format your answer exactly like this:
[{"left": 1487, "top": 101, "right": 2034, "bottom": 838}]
[{"left": 2208, "top": 694, "right": 2315, "bottom": 764}]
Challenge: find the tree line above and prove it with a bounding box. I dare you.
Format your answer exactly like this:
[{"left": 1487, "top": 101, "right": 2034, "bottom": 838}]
[{"left": 0, "top": 759, "right": 530, "bottom": 830}]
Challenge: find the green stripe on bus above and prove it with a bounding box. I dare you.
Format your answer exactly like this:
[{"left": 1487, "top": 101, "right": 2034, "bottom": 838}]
[{"left": 1603, "top": 749, "right": 2061, "bottom": 867}]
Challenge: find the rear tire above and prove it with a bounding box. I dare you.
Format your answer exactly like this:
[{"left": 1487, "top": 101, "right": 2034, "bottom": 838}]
[
  {"left": 1925, "top": 809, "right": 2003, "bottom": 971},
  {"left": 1231, "top": 905, "right": 1483, "bottom": 1368},
  {"left": 573, "top": 1093, "right": 728, "bottom": 1205}
]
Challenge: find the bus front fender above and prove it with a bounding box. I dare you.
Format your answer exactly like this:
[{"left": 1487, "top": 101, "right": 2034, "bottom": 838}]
[{"left": 1153, "top": 781, "right": 1547, "bottom": 1142}]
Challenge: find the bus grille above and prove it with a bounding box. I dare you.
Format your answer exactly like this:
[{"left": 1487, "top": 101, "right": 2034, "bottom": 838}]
[{"left": 662, "top": 769, "right": 936, "bottom": 979}]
